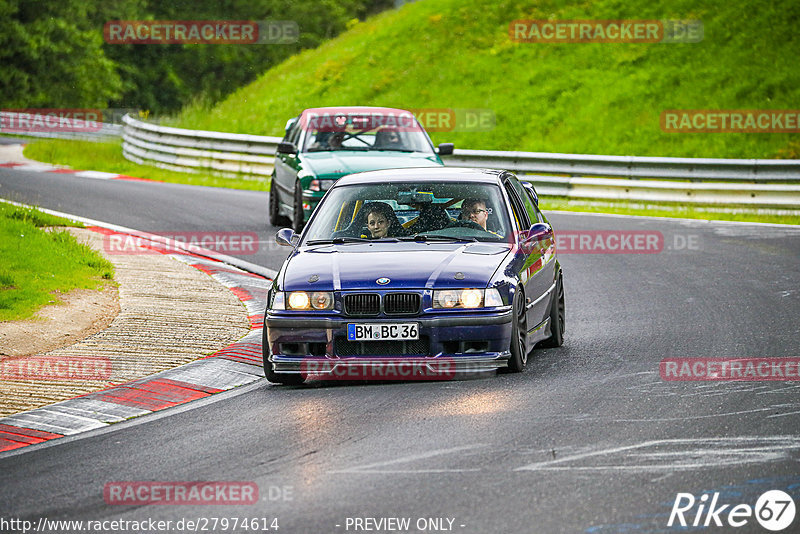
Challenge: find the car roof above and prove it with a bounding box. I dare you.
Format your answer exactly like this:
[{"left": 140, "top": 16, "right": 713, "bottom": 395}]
[
  {"left": 300, "top": 106, "right": 415, "bottom": 116},
  {"left": 331, "top": 167, "right": 507, "bottom": 186}
]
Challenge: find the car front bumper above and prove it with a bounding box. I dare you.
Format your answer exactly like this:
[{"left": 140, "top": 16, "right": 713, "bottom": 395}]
[{"left": 265, "top": 309, "right": 513, "bottom": 376}]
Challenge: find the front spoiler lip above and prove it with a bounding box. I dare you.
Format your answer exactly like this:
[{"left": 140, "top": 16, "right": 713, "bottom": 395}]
[
  {"left": 271, "top": 353, "right": 511, "bottom": 374},
  {"left": 265, "top": 308, "right": 513, "bottom": 329}
]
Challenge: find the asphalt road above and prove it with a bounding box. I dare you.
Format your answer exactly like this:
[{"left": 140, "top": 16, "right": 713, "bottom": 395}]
[{"left": 2, "top": 163, "right": 800, "bottom": 533}]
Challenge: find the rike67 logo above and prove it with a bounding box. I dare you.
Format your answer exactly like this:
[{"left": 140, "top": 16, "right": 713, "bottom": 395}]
[{"left": 668, "top": 490, "right": 796, "bottom": 531}]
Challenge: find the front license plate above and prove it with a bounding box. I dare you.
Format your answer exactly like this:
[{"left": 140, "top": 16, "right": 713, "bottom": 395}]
[{"left": 347, "top": 323, "right": 419, "bottom": 341}]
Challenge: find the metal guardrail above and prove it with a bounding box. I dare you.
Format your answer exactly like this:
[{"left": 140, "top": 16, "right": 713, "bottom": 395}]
[
  {"left": 121, "top": 114, "right": 800, "bottom": 207},
  {"left": 445, "top": 149, "right": 800, "bottom": 182},
  {"left": 122, "top": 114, "right": 280, "bottom": 179},
  {"left": 0, "top": 111, "right": 121, "bottom": 141}
]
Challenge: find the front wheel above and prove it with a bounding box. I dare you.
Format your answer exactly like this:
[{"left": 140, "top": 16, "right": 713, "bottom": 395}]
[
  {"left": 505, "top": 286, "right": 528, "bottom": 372},
  {"left": 268, "top": 177, "right": 281, "bottom": 226},
  {"left": 262, "top": 324, "right": 305, "bottom": 385},
  {"left": 292, "top": 181, "right": 305, "bottom": 234},
  {"left": 541, "top": 275, "right": 565, "bottom": 348}
]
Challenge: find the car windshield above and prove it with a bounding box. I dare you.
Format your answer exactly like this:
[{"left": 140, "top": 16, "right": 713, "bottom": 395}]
[
  {"left": 303, "top": 180, "right": 512, "bottom": 244},
  {"left": 301, "top": 112, "right": 433, "bottom": 153}
]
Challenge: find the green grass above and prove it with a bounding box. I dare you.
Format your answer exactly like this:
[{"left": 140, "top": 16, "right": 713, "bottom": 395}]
[
  {"left": 5, "top": 203, "right": 85, "bottom": 229},
  {"left": 173, "top": 0, "right": 800, "bottom": 160},
  {"left": 540, "top": 198, "right": 800, "bottom": 225},
  {"left": 21, "top": 139, "right": 268, "bottom": 191},
  {"left": 0, "top": 203, "right": 115, "bottom": 322}
]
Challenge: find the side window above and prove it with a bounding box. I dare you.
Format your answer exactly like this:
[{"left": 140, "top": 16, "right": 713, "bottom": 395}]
[
  {"left": 523, "top": 187, "right": 544, "bottom": 223},
  {"left": 503, "top": 182, "right": 530, "bottom": 230},
  {"left": 509, "top": 178, "right": 540, "bottom": 225},
  {"left": 288, "top": 122, "right": 301, "bottom": 146}
]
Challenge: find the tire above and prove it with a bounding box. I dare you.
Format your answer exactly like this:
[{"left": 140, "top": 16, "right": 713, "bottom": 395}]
[
  {"left": 268, "top": 177, "right": 280, "bottom": 226},
  {"left": 505, "top": 286, "right": 529, "bottom": 372},
  {"left": 541, "top": 275, "right": 565, "bottom": 348},
  {"left": 292, "top": 181, "right": 305, "bottom": 234},
  {"left": 262, "top": 323, "right": 305, "bottom": 385}
]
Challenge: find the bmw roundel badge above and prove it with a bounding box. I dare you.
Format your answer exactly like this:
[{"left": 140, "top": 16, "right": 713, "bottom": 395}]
[{"left": 376, "top": 277, "right": 390, "bottom": 285}]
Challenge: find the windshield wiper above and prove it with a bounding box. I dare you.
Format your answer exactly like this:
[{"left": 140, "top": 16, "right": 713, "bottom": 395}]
[
  {"left": 370, "top": 148, "right": 416, "bottom": 153},
  {"left": 306, "top": 237, "right": 369, "bottom": 245},
  {"left": 399, "top": 235, "right": 479, "bottom": 242}
]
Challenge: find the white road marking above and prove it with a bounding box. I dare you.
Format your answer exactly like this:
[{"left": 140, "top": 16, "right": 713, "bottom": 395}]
[
  {"left": 73, "top": 170, "right": 120, "bottom": 180},
  {"left": 767, "top": 410, "right": 800, "bottom": 418},
  {"left": 329, "top": 444, "right": 487, "bottom": 474},
  {"left": 13, "top": 164, "right": 58, "bottom": 172},
  {"left": 515, "top": 436, "right": 800, "bottom": 472}
]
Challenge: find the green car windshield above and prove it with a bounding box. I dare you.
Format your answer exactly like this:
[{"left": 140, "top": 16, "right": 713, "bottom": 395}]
[
  {"left": 303, "top": 181, "right": 512, "bottom": 244},
  {"left": 302, "top": 118, "right": 433, "bottom": 154}
]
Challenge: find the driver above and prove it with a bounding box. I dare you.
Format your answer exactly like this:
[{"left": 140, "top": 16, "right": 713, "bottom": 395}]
[
  {"left": 460, "top": 198, "right": 490, "bottom": 230},
  {"left": 328, "top": 131, "right": 345, "bottom": 149},
  {"left": 460, "top": 198, "right": 501, "bottom": 237}
]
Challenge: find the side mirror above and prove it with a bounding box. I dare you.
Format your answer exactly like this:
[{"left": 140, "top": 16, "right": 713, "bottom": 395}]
[
  {"left": 437, "top": 142, "right": 454, "bottom": 156},
  {"left": 277, "top": 142, "right": 298, "bottom": 155},
  {"left": 276, "top": 228, "right": 298, "bottom": 247},
  {"left": 521, "top": 223, "right": 553, "bottom": 254},
  {"left": 522, "top": 181, "right": 539, "bottom": 206}
]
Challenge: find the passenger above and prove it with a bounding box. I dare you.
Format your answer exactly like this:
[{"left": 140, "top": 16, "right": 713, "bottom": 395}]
[
  {"left": 374, "top": 128, "right": 404, "bottom": 150},
  {"left": 328, "top": 131, "right": 345, "bottom": 149},
  {"left": 360, "top": 202, "right": 408, "bottom": 239}
]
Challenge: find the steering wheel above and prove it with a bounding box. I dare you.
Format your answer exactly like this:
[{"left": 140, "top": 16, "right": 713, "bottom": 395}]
[{"left": 449, "top": 219, "right": 485, "bottom": 231}]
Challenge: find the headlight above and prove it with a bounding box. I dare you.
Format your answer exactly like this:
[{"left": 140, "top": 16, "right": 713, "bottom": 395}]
[
  {"left": 460, "top": 289, "right": 482, "bottom": 308},
  {"left": 309, "top": 179, "right": 334, "bottom": 192},
  {"left": 432, "top": 288, "right": 505, "bottom": 309},
  {"left": 434, "top": 289, "right": 461, "bottom": 308},
  {"left": 310, "top": 291, "right": 333, "bottom": 310},
  {"left": 288, "top": 291, "right": 310, "bottom": 309},
  {"left": 281, "top": 291, "right": 334, "bottom": 311}
]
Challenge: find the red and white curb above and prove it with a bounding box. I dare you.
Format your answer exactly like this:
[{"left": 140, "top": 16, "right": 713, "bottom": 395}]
[
  {"left": 0, "top": 161, "right": 151, "bottom": 182},
  {"left": 0, "top": 218, "right": 271, "bottom": 455}
]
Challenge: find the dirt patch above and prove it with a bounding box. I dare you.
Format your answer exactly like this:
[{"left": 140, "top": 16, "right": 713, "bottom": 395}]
[{"left": 0, "top": 285, "right": 119, "bottom": 358}]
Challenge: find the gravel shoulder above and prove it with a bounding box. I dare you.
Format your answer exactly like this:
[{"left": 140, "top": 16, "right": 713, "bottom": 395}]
[{"left": 0, "top": 227, "right": 252, "bottom": 418}]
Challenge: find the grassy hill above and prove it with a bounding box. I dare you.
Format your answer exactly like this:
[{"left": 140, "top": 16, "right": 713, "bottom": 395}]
[{"left": 173, "top": 0, "right": 800, "bottom": 159}]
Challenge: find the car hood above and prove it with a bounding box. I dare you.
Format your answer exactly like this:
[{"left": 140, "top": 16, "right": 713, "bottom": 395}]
[
  {"left": 281, "top": 242, "right": 511, "bottom": 291},
  {"left": 302, "top": 151, "right": 442, "bottom": 177}
]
